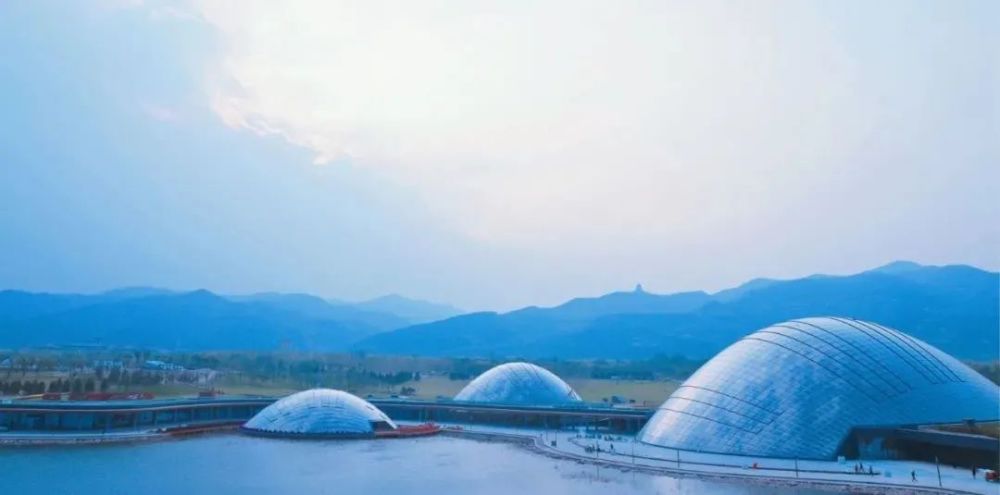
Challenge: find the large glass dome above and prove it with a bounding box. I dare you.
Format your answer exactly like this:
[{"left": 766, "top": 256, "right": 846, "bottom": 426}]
[
  {"left": 454, "top": 362, "right": 582, "bottom": 405},
  {"left": 638, "top": 317, "right": 1000, "bottom": 459},
  {"left": 243, "top": 389, "right": 396, "bottom": 437}
]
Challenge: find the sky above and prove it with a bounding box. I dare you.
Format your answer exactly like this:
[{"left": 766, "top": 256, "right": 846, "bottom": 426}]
[{"left": 0, "top": 0, "right": 997, "bottom": 311}]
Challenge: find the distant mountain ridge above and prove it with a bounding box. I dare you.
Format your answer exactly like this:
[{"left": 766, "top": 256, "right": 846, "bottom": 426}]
[
  {"left": 0, "top": 288, "right": 458, "bottom": 351},
  {"left": 226, "top": 292, "right": 411, "bottom": 329},
  {"left": 527, "top": 284, "right": 712, "bottom": 319},
  {"left": 0, "top": 261, "right": 996, "bottom": 360},
  {"left": 355, "top": 262, "right": 999, "bottom": 361},
  {"left": 352, "top": 294, "right": 463, "bottom": 324}
]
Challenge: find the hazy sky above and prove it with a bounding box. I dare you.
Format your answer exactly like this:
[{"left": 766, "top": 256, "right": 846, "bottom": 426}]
[{"left": 1, "top": 0, "right": 997, "bottom": 311}]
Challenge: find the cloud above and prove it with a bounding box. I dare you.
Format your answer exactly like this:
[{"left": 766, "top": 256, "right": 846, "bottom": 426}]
[
  {"left": 3, "top": 0, "right": 996, "bottom": 309},
  {"left": 187, "top": 1, "right": 997, "bottom": 259}
]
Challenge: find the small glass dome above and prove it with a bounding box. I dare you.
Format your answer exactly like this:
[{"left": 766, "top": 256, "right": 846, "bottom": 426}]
[
  {"left": 243, "top": 388, "right": 396, "bottom": 437},
  {"left": 454, "top": 362, "right": 582, "bottom": 405}
]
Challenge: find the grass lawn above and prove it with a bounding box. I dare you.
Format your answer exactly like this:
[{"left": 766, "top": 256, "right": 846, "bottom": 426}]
[
  {"left": 387, "top": 375, "right": 674, "bottom": 406},
  {"left": 934, "top": 421, "right": 1000, "bottom": 439},
  {"left": 565, "top": 378, "right": 676, "bottom": 406},
  {"left": 8, "top": 371, "right": 675, "bottom": 406},
  {"left": 398, "top": 375, "right": 465, "bottom": 399}
]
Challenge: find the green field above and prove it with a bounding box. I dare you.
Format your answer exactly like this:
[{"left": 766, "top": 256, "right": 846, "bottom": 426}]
[
  {"left": 134, "top": 375, "right": 676, "bottom": 406},
  {"left": 365, "top": 375, "right": 675, "bottom": 406},
  {"left": 0, "top": 352, "right": 688, "bottom": 406},
  {"left": 566, "top": 378, "right": 676, "bottom": 406}
]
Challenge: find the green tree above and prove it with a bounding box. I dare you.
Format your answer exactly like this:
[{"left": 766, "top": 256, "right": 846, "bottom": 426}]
[{"left": 108, "top": 367, "right": 121, "bottom": 384}]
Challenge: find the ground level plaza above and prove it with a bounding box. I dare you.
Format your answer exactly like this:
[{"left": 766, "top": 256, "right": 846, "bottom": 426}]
[{"left": 424, "top": 422, "right": 999, "bottom": 495}]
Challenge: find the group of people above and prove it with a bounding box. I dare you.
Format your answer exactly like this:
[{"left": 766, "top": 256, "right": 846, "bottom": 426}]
[
  {"left": 853, "top": 461, "right": 937, "bottom": 481},
  {"left": 853, "top": 462, "right": 936, "bottom": 484}
]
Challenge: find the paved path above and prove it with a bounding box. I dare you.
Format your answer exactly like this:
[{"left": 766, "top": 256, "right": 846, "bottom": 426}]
[{"left": 426, "top": 422, "right": 999, "bottom": 495}]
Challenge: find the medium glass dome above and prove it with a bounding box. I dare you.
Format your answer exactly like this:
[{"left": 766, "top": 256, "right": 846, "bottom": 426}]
[
  {"left": 638, "top": 317, "right": 1000, "bottom": 459},
  {"left": 243, "top": 388, "right": 396, "bottom": 437},
  {"left": 454, "top": 362, "right": 582, "bottom": 405}
]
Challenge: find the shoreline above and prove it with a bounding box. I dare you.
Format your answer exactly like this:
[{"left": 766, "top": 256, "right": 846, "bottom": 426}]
[
  {"left": 439, "top": 428, "right": 986, "bottom": 495},
  {"left": 0, "top": 425, "right": 990, "bottom": 495}
]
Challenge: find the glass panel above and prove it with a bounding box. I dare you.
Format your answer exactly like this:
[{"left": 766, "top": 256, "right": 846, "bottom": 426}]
[
  {"left": 454, "top": 362, "right": 582, "bottom": 405},
  {"left": 244, "top": 389, "right": 396, "bottom": 435},
  {"left": 637, "top": 317, "right": 1000, "bottom": 459}
]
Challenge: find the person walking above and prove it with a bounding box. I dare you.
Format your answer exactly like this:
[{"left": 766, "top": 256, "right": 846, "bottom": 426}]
[{"left": 911, "top": 470, "right": 917, "bottom": 482}]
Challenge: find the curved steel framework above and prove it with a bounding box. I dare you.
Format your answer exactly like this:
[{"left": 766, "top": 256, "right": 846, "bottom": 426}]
[
  {"left": 243, "top": 389, "right": 396, "bottom": 437},
  {"left": 638, "top": 317, "right": 1000, "bottom": 459},
  {"left": 455, "top": 362, "right": 583, "bottom": 406}
]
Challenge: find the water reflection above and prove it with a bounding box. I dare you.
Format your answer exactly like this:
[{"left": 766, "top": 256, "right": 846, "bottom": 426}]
[{"left": 0, "top": 434, "right": 830, "bottom": 495}]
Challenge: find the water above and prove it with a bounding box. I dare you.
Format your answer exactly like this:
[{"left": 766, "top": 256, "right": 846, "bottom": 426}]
[{"left": 0, "top": 434, "right": 830, "bottom": 494}]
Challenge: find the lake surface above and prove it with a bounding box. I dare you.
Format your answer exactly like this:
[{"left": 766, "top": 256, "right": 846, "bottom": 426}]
[{"left": 1, "top": 434, "right": 830, "bottom": 495}]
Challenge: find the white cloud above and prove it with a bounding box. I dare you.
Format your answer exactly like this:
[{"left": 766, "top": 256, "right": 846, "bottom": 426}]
[{"left": 188, "top": 0, "right": 997, "bottom": 258}]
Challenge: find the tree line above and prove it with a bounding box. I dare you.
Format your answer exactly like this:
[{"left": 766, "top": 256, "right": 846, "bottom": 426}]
[{"left": 0, "top": 370, "right": 169, "bottom": 396}]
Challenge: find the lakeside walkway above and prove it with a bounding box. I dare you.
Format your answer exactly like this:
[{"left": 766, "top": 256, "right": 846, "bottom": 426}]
[{"left": 431, "top": 422, "right": 999, "bottom": 495}]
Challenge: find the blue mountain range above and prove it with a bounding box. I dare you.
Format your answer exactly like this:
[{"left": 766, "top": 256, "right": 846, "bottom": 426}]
[
  {"left": 0, "top": 261, "right": 995, "bottom": 361},
  {"left": 356, "top": 261, "right": 999, "bottom": 361}
]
